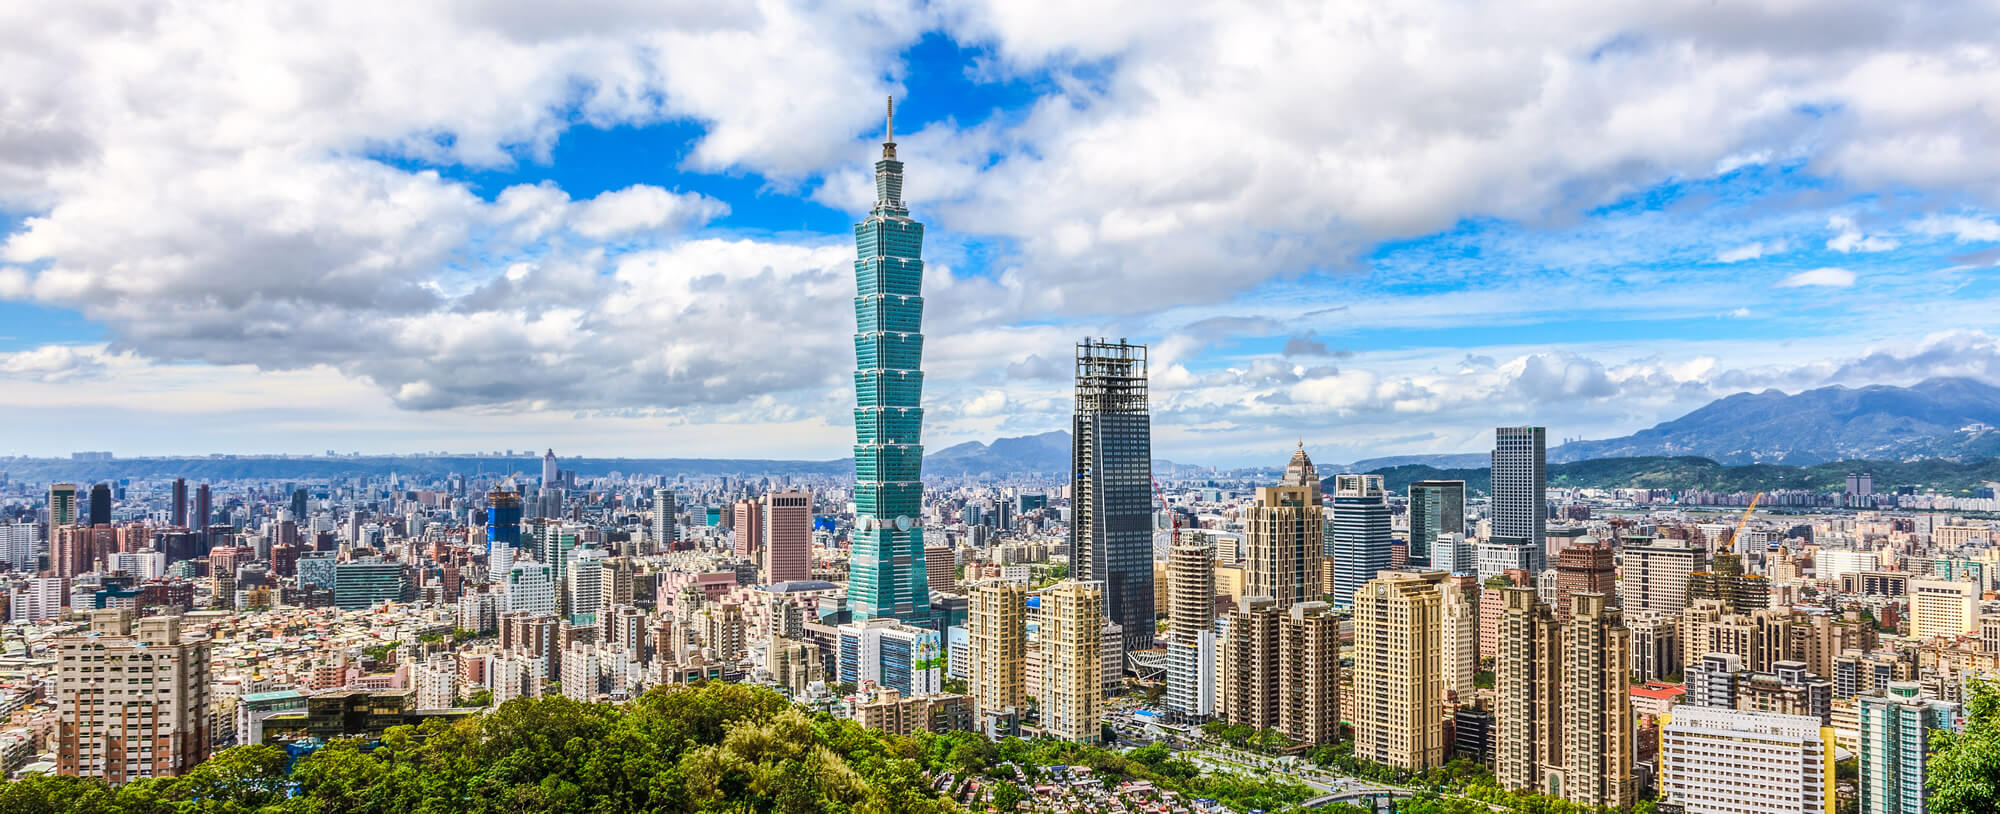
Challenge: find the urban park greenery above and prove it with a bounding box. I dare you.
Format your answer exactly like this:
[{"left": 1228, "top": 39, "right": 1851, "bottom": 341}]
[{"left": 1928, "top": 679, "right": 2000, "bottom": 814}]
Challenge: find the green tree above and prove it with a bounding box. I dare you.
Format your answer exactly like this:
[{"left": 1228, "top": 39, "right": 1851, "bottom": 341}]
[{"left": 1930, "top": 679, "right": 2000, "bottom": 814}]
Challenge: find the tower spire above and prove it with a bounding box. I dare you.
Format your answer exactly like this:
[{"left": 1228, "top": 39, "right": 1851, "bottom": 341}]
[{"left": 886, "top": 95, "right": 895, "bottom": 143}]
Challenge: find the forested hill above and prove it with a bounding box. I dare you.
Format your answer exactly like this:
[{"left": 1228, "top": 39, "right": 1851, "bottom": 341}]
[{"left": 1356, "top": 456, "right": 2000, "bottom": 496}]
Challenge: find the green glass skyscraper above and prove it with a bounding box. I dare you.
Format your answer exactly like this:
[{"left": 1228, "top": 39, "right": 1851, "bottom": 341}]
[{"left": 849, "top": 98, "right": 931, "bottom": 626}]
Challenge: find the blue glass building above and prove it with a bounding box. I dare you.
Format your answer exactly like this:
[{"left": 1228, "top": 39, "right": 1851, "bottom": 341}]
[
  {"left": 848, "top": 98, "right": 931, "bottom": 626},
  {"left": 486, "top": 488, "right": 522, "bottom": 565}
]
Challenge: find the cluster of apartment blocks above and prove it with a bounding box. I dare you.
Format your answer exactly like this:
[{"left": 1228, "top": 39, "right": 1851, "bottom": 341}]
[{"left": 1119, "top": 429, "right": 1995, "bottom": 814}]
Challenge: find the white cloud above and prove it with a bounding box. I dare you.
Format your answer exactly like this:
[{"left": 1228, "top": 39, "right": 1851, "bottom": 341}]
[
  {"left": 1778, "top": 267, "right": 1858, "bottom": 288},
  {"left": 1826, "top": 215, "right": 1899, "bottom": 253},
  {"left": 569, "top": 185, "right": 728, "bottom": 240},
  {"left": 1911, "top": 214, "right": 2000, "bottom": 243},
  {"left": 7, "top": 1, "right": 2000, "bottom": 461},
  {"left": 1715, "top": 240, "right": 1786, "bottom": 263}
]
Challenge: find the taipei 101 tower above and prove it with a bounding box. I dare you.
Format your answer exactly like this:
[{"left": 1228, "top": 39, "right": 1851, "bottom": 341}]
[{"left": 847, "top": 97, "right": 932, "bottom": 627}]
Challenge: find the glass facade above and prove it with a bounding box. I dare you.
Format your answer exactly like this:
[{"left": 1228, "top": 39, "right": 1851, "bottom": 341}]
[
  {"left": 848, "top": 106, "right": 931, "bottom": 627},
  {"left": 1072, "top": 339, "right": 1155, "bottom": 654}
]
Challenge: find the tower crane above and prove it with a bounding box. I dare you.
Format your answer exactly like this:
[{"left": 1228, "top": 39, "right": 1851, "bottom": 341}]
[{"left": 1728, "top": 491, "right": 1764, "bottom": 552}]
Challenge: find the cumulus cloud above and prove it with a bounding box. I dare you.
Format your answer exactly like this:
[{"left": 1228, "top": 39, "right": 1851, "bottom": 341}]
[
  {"left": 1826, "top": 215, "right": 1899, "bottom": 253},
  {"left": 0, "top": 345, "right": 114, "bottom": 383},
  {"left": 1778, "top": 267, "right": 1857, "bottom": 288},
  {"left": 7, "top": 0, "right": 2000, "bottom": 458}
]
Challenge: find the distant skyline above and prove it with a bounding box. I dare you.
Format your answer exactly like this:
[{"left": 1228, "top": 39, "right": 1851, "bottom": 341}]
[{"left": 4, "top": 3, "right": 2000, "bottom": 467}]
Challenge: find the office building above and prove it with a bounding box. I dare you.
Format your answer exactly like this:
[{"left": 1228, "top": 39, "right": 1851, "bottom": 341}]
[
  {"left": 1430, "top": 531, "right": 1475, "bottom": 575},
  {"left": 1908, "top": 579, "right": 1977, "bottom": 640},
  {"left": 541, "top": 448, "right": 559, "bottom": 488},
  {"left": 967, "top": 579, "right": 1027, "bottom": 734},
  {"left": 651, "top": 487, "right": 679, "bottom": 550},
  {"left": 1858, "top": 682, "right": 1959, "bottom": 814},
  {"left": 764, "top": 489, "right": 813, "bottom": 583},
  {"left": 171, "top": 478, "right": 188, "bottom": 527},
  {"left": 1245, "top": 448, "right": 1322, "bottom": 609},
  {"left": 732, "top": 497, "right": 764, "bottom": 561},
  {"left": 1328, "top": 474, "right": 1391, "bottom": 609},
  {"left": 1166, "top": 534, "right": 1217, "bottom": 723},
  {"left": 49, "top": 482, "right": 78, "bottom": 527},
  {"left": 837, "top": 618, "right": 943, "bottom": 698},
  {"left": 57, "top": 611, "right": 210, "bottom": 781},
  {"left": 1660, "top": 706, "right": 1833, "bottom": 814},
  {"left": 193, "top": 483, "right": 211, "bottom": 532},
  {"left": 334, "top": 560, "right": 407, "bottom": 609},
  {"left": 1407, "top": 480, "right": 1465, "bottom": 566},
  {"left": 1351, "top": 570, "right": 1447, "bottom": 770},
  {"left": 849, "top": 99, "right": 933, "bottom": 627},
  {"left": 1071, "top": 338, "right": 1155, "bottom": 655},
  {"left": 1561, "top": 593, "right": 1635, "bottom": 809},
  {"left": 1040, "top": 580, "right": 1104, "bottom": 743},
  {"left": 486, "top": 488, "right": 523, "bottom": 566},
  {"left": 1491, "top": 426, "right": 1547, "bottom": 572},
  {"left": 1620, "top": 537, "right": 1704, "bottom": 615},
  {"left": 88, "top": 483, "right": 112, "bottom": 526}
]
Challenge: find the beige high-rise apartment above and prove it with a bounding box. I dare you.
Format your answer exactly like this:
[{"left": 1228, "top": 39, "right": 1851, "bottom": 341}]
[
  {"left": 57, "top": 610, "right": 210, "bottom": 781},
  {"left": 1440, "top": 582, "right": 1479, "bottom": 699},
  {"left": 1166, "top": 534, "right": 1219, "bottom": 722},
  {"left": 968, "top": 579, "right": 1027, "bottom": 731},
  {"left": 1351, "top": 570, "right": 1446, "bottom": 770},
  {"left": 1224, "top": 595, "right": 1282, "bottom": 732},
  {"left": 1245, "top": 448, "right": 1323, "bottom": 609},
  {"left": 1561, "top": 593, "right": 1635, "bottom": 809},
  {"left": 1280, "top": 600, "right": 1340, "bottom": 746},
  {"left": 1494, "top": 587, "right": 1561, "bottom": 793},
  {"left": 1040, "top": 580, "right": 1104, "bottom": 743}
]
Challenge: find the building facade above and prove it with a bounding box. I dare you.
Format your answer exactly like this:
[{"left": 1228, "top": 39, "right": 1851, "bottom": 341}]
[
  {"left": 1407, "top": 480, "right": 1465, "bottom": 566},
  {"left": 1351, "top": 570, "right": 1446, "bottom": 770},
  {"left": 1245, "top": 453, "right": 1322, "bottom": 610},
  {"left": 1071, "top": 338, "right": 1155, "bottom": 656},
  {"left": 849, "top": 98, "right": 932, "bottom": 627},
  {"left": 1491, "top": 426, "right": 1547, "bottom": 572},
  {"left": 1660, "top": 706, "right": 1833, "bottom": 814},
  {"left": 1328, "top": 474, "right": 1391, "bottom": 609},
  {"left": 56, "top": 611, "right": 210, "bottom": 781},
  {"left": 967, "top": 579, "right": 1027, "bottom": 733},
  {"left": 764, "top": 489, "right": 813, "bottom": 583},
  {"left": 1040, "top": 580, "right": 1105, "bottom": 743}
]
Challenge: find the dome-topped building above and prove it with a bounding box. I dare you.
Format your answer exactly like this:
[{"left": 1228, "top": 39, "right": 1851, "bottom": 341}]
[{"left": 1281, "top": 441, "right": 1321, "bottom": 501}]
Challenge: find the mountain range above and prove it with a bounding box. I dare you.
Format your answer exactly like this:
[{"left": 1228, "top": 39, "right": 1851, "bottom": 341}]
[
  {"left": 9, "top": 378, "right": 2000, "bottom": 485},
  {"left": 1547, "top": 377, "right": 2000, "bottom": 465}
]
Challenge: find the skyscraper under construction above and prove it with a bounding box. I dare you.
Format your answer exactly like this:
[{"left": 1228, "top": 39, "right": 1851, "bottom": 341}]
[{"left": 1071, "top": 338, "right": 1154, "bottom": 656}]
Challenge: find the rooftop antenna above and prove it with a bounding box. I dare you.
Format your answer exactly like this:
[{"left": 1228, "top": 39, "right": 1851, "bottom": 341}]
[{"left": 886, "top": 95, "right": 895, "bottom": 143}]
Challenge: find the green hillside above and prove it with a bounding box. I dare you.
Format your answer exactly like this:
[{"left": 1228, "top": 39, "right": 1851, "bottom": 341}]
[{"left": 1359, "top": 456, "right": 2000, "bottom": 496}]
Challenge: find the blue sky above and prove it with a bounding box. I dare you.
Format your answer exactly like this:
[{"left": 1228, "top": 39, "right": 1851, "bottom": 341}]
[{"left": 3, "top": 1, "right": 2000, "bottom": 466}]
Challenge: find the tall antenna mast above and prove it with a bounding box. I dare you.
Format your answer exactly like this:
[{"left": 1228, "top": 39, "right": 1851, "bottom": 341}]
[{"left": 886, "top": 95, "right": 895, "bottom": 142}]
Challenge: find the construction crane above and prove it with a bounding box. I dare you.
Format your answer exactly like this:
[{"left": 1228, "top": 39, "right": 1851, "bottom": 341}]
[
  {"left": 1728, "top": 491, "right": 1764, "bottom": 552},
  {"left": 1150, "top": 475, "right": 1180, "bottom": 547}
]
